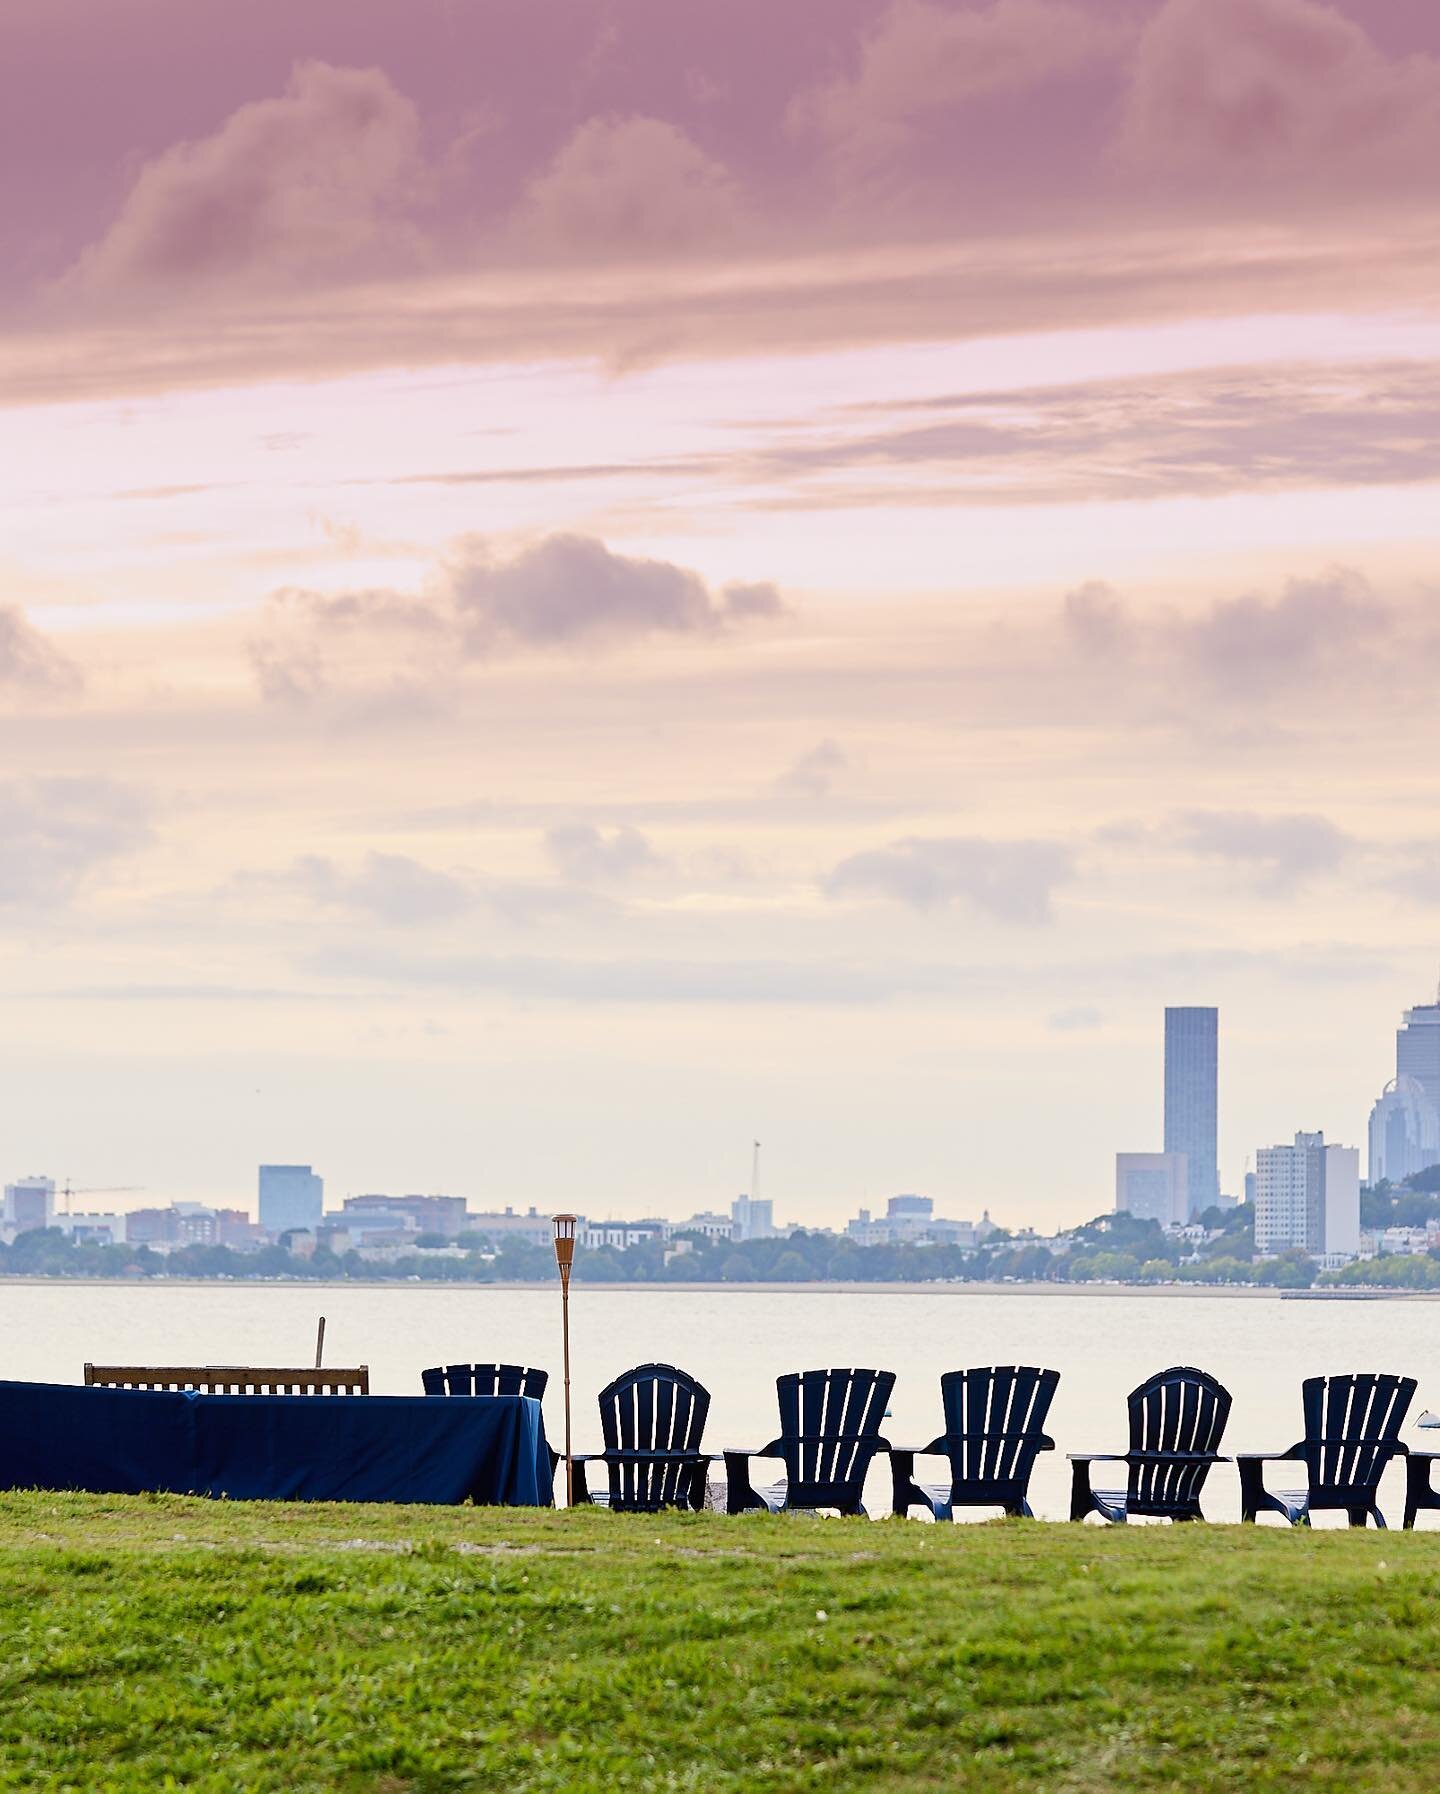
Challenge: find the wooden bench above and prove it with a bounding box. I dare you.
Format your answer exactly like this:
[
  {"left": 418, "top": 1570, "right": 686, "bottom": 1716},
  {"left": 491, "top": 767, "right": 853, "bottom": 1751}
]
[{"left": 83, "top": 1363, "right": 369, "bottom": 1395}]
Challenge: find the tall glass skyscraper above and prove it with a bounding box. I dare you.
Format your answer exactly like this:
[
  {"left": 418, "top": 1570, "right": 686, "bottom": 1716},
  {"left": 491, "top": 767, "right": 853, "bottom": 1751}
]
[
  {"left": 1164, "top": 1007, "right": 1218, "bottom": 1214},
  {"left": 1397, "top": 998, "right": 1440, "bottom": 1117}
]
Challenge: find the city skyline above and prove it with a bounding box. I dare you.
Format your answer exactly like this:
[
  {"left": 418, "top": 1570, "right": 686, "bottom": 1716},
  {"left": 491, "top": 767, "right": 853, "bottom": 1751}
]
[
  {"left": 3, "top": 1, "right": 1439, "bottom": 1227},
  {"left": 6, "top": 979, "right": 1427, "bottom": 1234}
]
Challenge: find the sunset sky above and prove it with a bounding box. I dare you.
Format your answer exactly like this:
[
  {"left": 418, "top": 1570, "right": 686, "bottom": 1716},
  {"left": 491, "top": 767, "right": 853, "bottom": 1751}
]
[{"left": 4, "top": 0, "right": 1439, "bottom": 1225}]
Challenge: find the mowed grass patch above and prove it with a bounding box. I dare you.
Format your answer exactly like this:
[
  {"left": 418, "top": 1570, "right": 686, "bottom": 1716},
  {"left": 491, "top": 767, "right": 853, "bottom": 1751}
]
[{"left": 2, "top": 1493, "right": 1440, "bottom": 1791}]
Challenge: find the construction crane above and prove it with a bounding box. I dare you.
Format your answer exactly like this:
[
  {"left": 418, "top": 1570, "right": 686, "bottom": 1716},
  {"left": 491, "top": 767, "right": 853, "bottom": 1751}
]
[{"left": 60, "top": 1182, "right": 144, "bottom": 1215}]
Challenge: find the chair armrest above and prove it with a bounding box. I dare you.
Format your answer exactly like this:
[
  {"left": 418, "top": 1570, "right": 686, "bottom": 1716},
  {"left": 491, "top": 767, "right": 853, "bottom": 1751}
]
[
  {"left": 1236, "top": 1445, "right": 1305, "bottom": 1463},
  {"left": 1126, "top": 1451, "right": 1231, "bottom": 1464},
  {"left": 1067, "top": 1452, "right": 1125, "bottom": 1463},
  {"left": 1039, "top": 1436, "right": 1056, "bottom": 1452}
]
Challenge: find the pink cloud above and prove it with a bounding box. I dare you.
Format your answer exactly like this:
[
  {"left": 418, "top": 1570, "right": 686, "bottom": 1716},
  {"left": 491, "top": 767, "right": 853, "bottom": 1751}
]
[
  {"left": 516, "top": 115, "right": 743, "bottom": 255},
  {"left": 789, "top": 0, "right": 1128, "bottom": 159},
  {"left": 67, "top": 60, "right": 424, "bottom": 293},
  {"left": 1118, "top": 0, "right": 1440, "bottom": 190}
]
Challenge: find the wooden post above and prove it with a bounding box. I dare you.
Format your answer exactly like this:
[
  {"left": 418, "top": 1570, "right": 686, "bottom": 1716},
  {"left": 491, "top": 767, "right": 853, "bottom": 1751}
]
[{"left": 551, "top": 1215, "right": 576, "bottom": 1506}]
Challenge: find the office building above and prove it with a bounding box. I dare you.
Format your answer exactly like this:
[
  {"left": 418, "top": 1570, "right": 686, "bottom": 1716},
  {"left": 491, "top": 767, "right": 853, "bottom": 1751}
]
[
  {"left": 462, "top": 1207, "right": 558, "bottom": 1249},
  {"left": 340, "top": 1193, "right": 467, "bottom": 1238},
  {"left": 1255, "top": 1132, "right": 1359, "bottom": 1259},
  {"left": 3, "top": 1176, "right": 55, "bottom": 1232},
  {"left": 731, "top": 1194, "right": 775, "bottom": 1241},
  {"left": 53, "top": 1211, "right": 126, "bottom": 1246},
  {"left": 1397, "top": 990, "right": 1440, "bottom": 1116},
  {"left": 1323, "top": 1144, "right": 1361, "bottom": 1259},
  {"left": 258, "top": 1165, "right": 323, "bottom": 1236},
  {"left": 1115, "top": 1152, "right": 1189, "bottom": 1228},
  {"left": 1369, "top": 1075, "right": 1440, "bottom": 1186},
  {"left": 1164, "top": 1007, "right": 1218, "bottom": 1214},
  {"left": 845, "top": 1195, "right": 979, "bottom": 1248}
]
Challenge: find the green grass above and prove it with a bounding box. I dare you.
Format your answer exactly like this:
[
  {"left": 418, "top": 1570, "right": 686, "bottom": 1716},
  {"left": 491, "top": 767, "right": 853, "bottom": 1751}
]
[{"left": 3, "top": 1496, "right": 1440, "bottom": 1791}]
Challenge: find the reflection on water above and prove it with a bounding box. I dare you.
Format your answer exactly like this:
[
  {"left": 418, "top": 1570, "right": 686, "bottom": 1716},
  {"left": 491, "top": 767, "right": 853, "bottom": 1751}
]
[{"left": 2, "top": 1281, "right": 1434, "bottom": 1523}]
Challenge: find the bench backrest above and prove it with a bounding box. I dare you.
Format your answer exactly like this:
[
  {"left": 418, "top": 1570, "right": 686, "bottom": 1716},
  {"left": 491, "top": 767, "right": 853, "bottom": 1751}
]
[
  {"left": 773, "top": 1367, "right": 894, "bottom": 1511},
  {"left": 1300, "top": 1372, "right": 1415, "bottom": 1497},
  {"left": 598, "top": 1362, "right": 711, "bottom": 1511},
  {"left": 84, "top": 1363, "right": 369, "bottom": 1395},
  {"left": 937, "top": 1365, "right": 1058, "bottom": 1494},
  {"left": 422, "top": 1363, "right": 549, "bottom": 1399},
  {"left": 1125, "top": 1365, "right": 1231, "bottom": 1516}
]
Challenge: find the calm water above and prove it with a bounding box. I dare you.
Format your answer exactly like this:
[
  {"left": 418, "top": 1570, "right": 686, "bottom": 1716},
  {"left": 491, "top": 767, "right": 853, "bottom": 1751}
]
[{"left": 3, "top": 1281, "right": 1436, "bottom": 1523}]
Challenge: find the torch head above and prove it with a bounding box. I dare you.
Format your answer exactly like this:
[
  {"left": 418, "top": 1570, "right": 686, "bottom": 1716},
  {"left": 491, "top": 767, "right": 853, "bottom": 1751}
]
[{"left": 552, "top": 1213, "right": 577, "bottom": 1275}]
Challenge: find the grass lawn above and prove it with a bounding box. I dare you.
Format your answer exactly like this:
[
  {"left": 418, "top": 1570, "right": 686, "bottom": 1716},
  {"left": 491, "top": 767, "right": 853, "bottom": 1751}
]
[{"left": 3, "top": 1494, "right": 1440, "bottom": 1791}]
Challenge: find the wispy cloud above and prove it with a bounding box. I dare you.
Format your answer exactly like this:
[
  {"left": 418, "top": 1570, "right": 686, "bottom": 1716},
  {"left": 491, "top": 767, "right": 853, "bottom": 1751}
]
[
  {"left": 824, "top": 836, "right": 1075, "bottom": 923},
  {"left": 0, "top": 778, "right": 151, "bottom": 907}
]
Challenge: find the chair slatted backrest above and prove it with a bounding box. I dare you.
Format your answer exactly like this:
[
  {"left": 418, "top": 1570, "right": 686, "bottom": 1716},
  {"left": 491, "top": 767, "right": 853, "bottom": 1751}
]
[
  {"left": 1301, "top": 1373, "right": 1415, "bottom": 1499},
  {"left": 1125, "top": 1366, "right": 1231, "bottom": 1517},
  {"left": 598, "top": 1363, "right": 711, "bottom": 1512},
  {"left": 421, "top": 1363, "right": 549, "bottom": 1400},
  {"left": 84, "top": 1364, "right": 369, "bottom": 1395},
  {"left": 774, "top": 1368, "right": 895, "bottom": 1509},
  {"left": 939, "top": 1365, "right": 1058, "bottom": 1494}
]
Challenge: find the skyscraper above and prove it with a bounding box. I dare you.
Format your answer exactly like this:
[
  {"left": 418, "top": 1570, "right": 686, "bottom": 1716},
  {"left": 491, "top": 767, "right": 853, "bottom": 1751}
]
[
  {"left": 1368, "top": 1075, "right": 1440, "bottom": 1185},
  {"left": 258, "top": 1164, "right": 323, "bottom": 1236},
  {"left": 1396, "top": 989, "right": 1440, "bottom": 1117},
  {"left": 1164, "top": 1006, "right": 1218, "bottom": 1215}
]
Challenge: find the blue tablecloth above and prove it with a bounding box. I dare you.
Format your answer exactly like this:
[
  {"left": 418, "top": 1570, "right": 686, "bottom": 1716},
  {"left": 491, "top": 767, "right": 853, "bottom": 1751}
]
[{"left": 0, "top": 1381, "right": 554, "bottom": 1506}]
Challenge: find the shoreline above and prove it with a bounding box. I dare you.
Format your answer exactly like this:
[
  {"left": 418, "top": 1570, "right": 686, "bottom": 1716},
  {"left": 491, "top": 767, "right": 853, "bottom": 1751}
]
[{"left": 0, "top": 1276, "right": 1419, "bottom": 1298}]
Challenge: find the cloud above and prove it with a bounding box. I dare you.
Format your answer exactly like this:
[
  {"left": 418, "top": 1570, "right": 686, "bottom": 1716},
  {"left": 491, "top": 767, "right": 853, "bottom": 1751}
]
[
  {"left": 791, "top": 0, "right": 1127, "bottom": 162},
  {"left": 776, "top": 740, "right": 848, "bottom": 799},
  {"left": 449, "top": 533, "right": 782, "bottom": 654},
  {"left": 517, "top": 115, "right": 742, "bottom": 255},
  {"left": 824, "top": 836, "right": 1075, "bottom": 923},
  {"left": 243, "top": 852, "right": 619, "bottom": 929},
  {"left": 277, "top": 853, "right": 475, "bottom": 926},
  {"left": 67, "top": 61, "right": 423, "bottom": 293},
  {"left": 0, "top": 607, "right": 83, "bottom": 697},
  {"left": 1176, "top": 570, "right": 1379, "bottom": 690},
  {"left": 1170, "top": 809, "right": 1356, "bottom": 891},
  {"left": 251, "top": 532, "right": 785, "bottom": 703},
  {"left": 1118, "top": 0, "right": 1440, "bottom": 193},
  {"left": 0, "top": 778, "right": 151, "bottom": 907},
  {"left": 1062, "top": 567, "right": 1386, "bottom": 698},
  {"left": 753, "top": 360, "right": 1440, "bottom": 509},
  {"left": 544, "top": 824, "right": 658, "bottom": 883}
]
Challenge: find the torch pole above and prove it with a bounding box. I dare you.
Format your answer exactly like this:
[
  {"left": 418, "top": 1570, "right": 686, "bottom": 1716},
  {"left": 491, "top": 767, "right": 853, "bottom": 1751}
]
[
  {"left": 561, "top": 1267, "right": 572, "bottom": 1506},
  {"left": 552, "top": 1215, "right": 577, "bottom": 1507}
]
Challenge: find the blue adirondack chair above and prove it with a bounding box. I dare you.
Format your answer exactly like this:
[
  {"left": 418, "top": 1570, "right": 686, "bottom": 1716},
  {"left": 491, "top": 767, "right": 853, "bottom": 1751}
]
[
  {"left": 421, "top": 1362, "right": 549, "bottom": 1399},
  {"left": 725, "top": 1367, "right": 895, "bottom": 1515},
  {"left": 1239, "top": 1372, "right": 1416, "bottom": 1527},
  {"left": 1070, "top": 1366, "right": 1232, "bottom": 1522},
  {"left": 892, "top": 1365, "right": 1059, "bottom": 1519},
  {"left": 572, "top": 1363, "right": 713, "bottom": 1512}
]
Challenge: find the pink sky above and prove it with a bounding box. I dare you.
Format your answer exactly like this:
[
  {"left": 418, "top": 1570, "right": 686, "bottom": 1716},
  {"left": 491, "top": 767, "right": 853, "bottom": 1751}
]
[{"left": 3, "top": 0, "right": 1439, "bottom": 1224}]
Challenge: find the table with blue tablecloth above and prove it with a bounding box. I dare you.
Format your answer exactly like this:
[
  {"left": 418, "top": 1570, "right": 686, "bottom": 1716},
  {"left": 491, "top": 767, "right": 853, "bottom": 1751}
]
[{"left": 0, "top": 1380, "right": 554, "bottom": 1506}]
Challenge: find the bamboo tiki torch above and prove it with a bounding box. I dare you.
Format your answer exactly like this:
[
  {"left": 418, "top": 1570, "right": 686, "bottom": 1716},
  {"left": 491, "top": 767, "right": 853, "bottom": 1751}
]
[{"left": 551, "top": 1214, "right": 576, "bottom": 1506}]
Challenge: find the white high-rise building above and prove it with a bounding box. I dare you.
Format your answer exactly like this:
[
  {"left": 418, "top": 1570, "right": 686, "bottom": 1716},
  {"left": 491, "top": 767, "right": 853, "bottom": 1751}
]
[
  {"left": 731, "top": 1194, "right": 774, "bottom": 1241},
  {"left": 1255, "top": 1133, "right": 1359, "bottom": 1260},
  {"left": 1323, "top": 1145, "right": 1361, "bottom": 1259},
  {"left": 258, "top": 1165, "right": 323, "bottom": 1236},
  {"left": 1115, "top": 1153, "right": 1189, "bottom": 1228}
]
